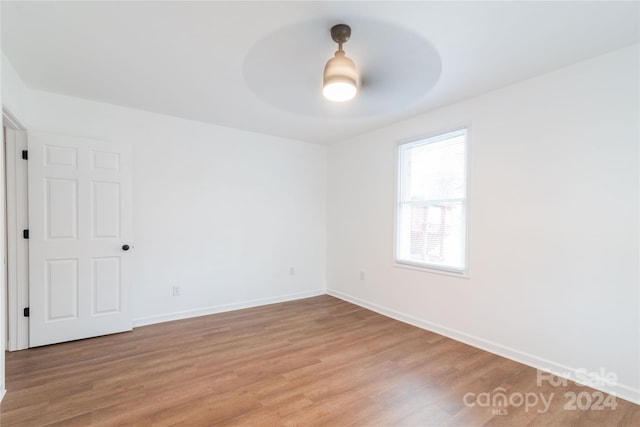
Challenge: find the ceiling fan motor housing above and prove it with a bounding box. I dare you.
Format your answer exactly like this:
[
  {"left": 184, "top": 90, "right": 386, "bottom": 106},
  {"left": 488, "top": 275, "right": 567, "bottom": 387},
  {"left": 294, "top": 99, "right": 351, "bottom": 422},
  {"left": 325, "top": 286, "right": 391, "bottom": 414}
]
[{"left": 331, "top": 24, "right": 351, "bottom": 44}]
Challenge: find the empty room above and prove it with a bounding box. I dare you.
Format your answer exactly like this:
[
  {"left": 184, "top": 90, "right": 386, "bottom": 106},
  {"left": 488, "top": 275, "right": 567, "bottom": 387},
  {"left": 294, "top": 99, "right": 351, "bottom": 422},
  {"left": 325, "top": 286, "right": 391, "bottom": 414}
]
[{"left": 0, "top": 1, "right": 638, "bottom": 426}]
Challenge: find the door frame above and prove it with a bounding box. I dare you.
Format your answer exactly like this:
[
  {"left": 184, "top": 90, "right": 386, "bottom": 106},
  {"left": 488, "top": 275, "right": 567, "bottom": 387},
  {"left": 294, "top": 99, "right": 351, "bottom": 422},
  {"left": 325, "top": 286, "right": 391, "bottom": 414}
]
[{"left": 4, "top": 106, "right": 29, "bottom": 351}]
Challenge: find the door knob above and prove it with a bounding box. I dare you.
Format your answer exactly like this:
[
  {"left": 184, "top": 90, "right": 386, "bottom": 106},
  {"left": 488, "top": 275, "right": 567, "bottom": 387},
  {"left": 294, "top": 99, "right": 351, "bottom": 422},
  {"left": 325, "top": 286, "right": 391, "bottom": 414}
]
[{"left": 122, "top": 244, "right": 130, "bottom": 251}]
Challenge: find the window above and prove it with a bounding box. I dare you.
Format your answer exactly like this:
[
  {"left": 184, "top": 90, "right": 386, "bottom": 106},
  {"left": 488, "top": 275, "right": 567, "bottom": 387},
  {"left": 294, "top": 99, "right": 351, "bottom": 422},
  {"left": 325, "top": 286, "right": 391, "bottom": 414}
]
[{"left": 396, "top": 129, "right": 468, "bottom": 273}]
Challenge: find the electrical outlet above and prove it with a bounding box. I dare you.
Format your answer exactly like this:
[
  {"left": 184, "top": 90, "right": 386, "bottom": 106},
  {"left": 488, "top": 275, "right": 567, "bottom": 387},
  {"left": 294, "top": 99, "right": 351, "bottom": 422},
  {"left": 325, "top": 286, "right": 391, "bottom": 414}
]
[
  {"left": 360, "top": 271, "right": 365, "bottom": 281},
  {"left": 172, "top": 285, "right": 181, "bottom": 296},
  {"left": 289, "top": 267, "right": 295, "bottom": 276}
]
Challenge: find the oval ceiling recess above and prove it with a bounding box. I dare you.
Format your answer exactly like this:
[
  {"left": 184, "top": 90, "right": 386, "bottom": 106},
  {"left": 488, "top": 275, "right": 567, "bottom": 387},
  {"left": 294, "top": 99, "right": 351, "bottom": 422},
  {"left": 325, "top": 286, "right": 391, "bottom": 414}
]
[{"left": 243, "top": 18, "right": 442, "bottom": 118}]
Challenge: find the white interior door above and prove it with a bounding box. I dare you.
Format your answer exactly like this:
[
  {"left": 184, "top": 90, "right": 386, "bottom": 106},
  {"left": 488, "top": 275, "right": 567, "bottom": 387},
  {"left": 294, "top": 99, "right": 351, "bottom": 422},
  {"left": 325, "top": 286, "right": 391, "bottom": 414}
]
[{"left": 28, "top": 132, "right": 133, "bottom": 347}]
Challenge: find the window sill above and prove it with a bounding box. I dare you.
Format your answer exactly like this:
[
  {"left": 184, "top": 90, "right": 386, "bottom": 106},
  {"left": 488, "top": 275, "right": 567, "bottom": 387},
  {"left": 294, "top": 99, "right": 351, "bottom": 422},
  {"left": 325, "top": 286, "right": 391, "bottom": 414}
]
[{"left": 393, "top": 261, "right": 470, "bottom": 279}]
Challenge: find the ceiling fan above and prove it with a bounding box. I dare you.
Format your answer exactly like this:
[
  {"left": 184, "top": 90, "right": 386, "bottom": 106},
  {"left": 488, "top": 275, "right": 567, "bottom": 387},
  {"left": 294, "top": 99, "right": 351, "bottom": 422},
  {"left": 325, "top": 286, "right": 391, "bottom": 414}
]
[{"left": 322, "top": 24, "right": 358, "bottom": 102}]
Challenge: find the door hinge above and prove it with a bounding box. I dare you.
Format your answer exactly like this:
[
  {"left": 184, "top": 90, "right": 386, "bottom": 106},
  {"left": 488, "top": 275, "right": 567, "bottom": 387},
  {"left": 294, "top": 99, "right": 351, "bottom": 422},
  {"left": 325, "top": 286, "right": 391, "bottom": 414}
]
[
  {"left": 21, "top": 150, "right": 28, "bottom": 160},
  {"left": 23, "top": 307, "right": 29, "bottom": 317},
  {"left": 23, "top": 229, "right": 29, "bottom": 239}
]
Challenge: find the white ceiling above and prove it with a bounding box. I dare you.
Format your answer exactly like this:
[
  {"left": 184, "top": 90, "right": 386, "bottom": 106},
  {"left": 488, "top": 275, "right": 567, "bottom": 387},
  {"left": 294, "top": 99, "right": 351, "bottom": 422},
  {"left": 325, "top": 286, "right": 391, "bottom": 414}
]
[{"left": 2, "top": 1, "right": 639, "bottom": 145}]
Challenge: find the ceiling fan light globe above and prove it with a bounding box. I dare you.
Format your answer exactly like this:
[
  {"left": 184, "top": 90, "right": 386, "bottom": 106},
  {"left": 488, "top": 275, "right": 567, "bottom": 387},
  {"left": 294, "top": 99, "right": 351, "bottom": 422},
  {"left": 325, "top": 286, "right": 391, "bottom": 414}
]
[
  {"left": 323, "top": 52, "right": 359, "bottom": 102},
  {"left": 323, "top": 80, "right": 357, "bottom": 102}
]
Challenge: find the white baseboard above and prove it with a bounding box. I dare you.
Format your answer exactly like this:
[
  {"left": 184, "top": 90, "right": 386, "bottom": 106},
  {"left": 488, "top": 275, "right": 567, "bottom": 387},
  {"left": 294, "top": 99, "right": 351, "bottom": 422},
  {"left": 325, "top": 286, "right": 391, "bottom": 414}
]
[
  {"left": 133, "top": 288, "right": 325, "bottom": 328},
  {"left": 327, "top": 289, "right": 640, "bottom": 405}
]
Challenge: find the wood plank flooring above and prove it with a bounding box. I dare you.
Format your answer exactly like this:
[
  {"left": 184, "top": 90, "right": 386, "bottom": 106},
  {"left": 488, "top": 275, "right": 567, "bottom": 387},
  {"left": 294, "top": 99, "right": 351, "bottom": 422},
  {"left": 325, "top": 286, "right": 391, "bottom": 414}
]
[{"left": 1, "top": 295, "right": 638, "bottom": 426}]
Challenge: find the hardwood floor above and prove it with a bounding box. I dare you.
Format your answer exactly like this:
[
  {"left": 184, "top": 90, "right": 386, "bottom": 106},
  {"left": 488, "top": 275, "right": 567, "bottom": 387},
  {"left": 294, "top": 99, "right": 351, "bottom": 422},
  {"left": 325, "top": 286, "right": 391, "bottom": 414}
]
[{"left": 1, "top": 295, "right": 638, "bottom": 426}]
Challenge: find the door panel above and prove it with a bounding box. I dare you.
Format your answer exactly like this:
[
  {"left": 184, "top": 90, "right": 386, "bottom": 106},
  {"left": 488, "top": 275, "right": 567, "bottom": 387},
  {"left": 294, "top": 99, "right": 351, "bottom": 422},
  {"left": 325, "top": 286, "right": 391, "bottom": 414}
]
[
  {"left": 46, "top": 259, "right": 79, "bottom": 320},
  {"left": 92, "top": 257, "right": 121, "bottom": 314},
  {"left": 46, "top": 178, "right": 78, "bottom": 239},
  {"left": 28, "top": 132, "right": 133, "bottom": 347},
  {"left": 93, "top": 181, "right": 120, "bottom": 238}
]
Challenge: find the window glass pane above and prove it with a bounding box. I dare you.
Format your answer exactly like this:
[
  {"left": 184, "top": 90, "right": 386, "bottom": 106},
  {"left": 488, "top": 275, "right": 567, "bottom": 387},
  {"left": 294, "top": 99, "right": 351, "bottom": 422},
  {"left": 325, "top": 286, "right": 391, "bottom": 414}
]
[
  {"left": 398, "top": 202, "right": 465, "bottom": 270},
  {"left": 405, "top": 135, "right": 465, "bottom": 201}
]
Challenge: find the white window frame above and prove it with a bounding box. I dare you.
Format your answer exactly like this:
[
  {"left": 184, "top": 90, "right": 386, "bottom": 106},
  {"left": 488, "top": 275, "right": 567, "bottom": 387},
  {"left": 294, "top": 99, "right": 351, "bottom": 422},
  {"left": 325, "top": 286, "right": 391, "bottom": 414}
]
[{"left": 394, "top": 128, "right": 469, "bottom": 277}]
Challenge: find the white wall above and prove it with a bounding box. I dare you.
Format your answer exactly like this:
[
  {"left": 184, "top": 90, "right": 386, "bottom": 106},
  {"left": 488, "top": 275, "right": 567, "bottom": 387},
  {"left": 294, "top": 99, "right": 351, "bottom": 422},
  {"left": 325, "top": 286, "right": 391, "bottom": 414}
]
[
  {"left": 1, "top": 51, "right": 27, "bottom": 124},
  {"left": 327, "top": 45, "right": 639, "bottom": 403},
  {"left": 24, "top": 90, "right": 327, "bottom": 325}
]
